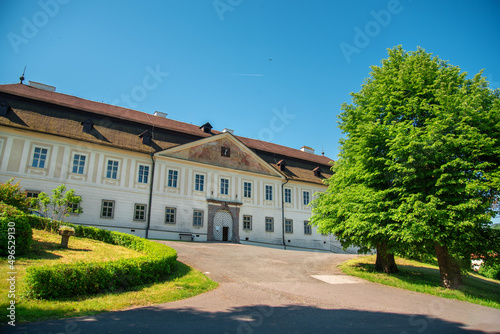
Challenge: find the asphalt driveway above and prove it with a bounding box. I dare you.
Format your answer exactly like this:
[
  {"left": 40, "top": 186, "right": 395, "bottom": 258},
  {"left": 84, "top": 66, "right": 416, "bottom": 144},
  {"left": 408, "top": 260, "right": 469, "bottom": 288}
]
[{"left": 8, "top": 241, "right": 500, "bottom": 334}]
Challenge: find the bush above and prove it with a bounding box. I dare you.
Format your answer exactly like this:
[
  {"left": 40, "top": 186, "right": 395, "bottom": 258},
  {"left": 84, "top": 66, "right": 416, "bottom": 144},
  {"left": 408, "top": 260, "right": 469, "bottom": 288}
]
[
  {"left": 479, "top": 263, "right": 500, "bottom": 280},
  {"left": 0, "top": 178, "right": 31, "bottom": 212},
  {"left": 0, "top": 203, "right": 33, "bottom": 256},
  {"left": 24, "top": 220, "right": 177, "bottom": 299}
]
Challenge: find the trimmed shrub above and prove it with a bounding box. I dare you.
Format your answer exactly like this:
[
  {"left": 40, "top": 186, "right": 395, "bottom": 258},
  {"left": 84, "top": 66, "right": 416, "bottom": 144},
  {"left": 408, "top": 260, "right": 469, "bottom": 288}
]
[
  {"left": 24, "top": 220, "right": 177, "bottom": 299},
  {"left": 0, "top": 178, "right": 31, "bottom": 213},
  {"left": 0, "top": 203, "right": 32, "bottom": 256}
]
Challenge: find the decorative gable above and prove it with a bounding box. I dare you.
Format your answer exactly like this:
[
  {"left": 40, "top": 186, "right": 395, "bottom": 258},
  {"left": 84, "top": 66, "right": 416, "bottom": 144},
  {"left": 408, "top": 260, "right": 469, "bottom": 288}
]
[{"left": 157, "top": 132, "right": 282, "bottom": 177}]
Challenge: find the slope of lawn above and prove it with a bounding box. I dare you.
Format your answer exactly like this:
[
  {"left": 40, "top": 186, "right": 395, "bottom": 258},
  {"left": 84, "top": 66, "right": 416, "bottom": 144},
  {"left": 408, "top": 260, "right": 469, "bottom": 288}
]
[
  {"left": 340, "top": 255, "right": 500, "bottom": 309},
  {"left": 0, "top": 229, "right": 218, "bottom": 324}
]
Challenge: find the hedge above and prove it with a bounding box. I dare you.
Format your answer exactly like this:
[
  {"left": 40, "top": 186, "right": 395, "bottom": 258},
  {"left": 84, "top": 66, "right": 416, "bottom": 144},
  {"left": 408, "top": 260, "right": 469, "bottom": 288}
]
[
  {"left": 25, "top": 216, "right": 177, "bottom": 299},
  {"left": 0, "top": 203, "right": 33, "bottom": 256}
]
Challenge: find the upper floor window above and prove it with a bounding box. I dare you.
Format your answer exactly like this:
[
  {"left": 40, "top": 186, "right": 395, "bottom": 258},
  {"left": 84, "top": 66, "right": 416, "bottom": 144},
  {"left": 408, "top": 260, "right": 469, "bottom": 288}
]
[
  {"left": 243, "top": 182, "right": 252, "bottom": 198},
  {"left": 72, "top": 154, "right": 86, "bottom": 174},
  {"left": 168, "top": 170, "right": 178, "bottom": 188},
  {"left": 303, "top": 191, "right": 310, "bottom": 205},
  {"left": 32, "top": 147, "right": 48, "bottom": 168},
  {"left": 195, "top": 174, "right": 205, "bottom": 191},
  {"left": 284, "top": 188, "right": 292, "bottom": 203},
  {"left": 220, "top": 178, "right": 229, "bottom": 195},
  {"left": 265, "top": 185, "right": 273, "bottom": 201},
  {"left": 106, "top": 160, "right": 119, "bottom": 179},
  {"left": 138, "top": 165, "right": 149, "bottom": 184}
]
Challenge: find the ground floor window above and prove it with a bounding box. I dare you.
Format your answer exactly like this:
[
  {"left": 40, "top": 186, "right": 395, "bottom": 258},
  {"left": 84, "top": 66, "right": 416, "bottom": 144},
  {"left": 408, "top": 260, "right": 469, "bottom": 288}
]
[
  {"left": 193, "top": 210, "right": 203, "bottom": 226},
  {"left": 304, "top": 221, "right": 312, "bottom": 235},
  {"left": 101, "top": 200, "right": 115, "bottom": 218},
  {"left": 285, "top": 219, "right": 293, "bottom": 233},
  {"left": 134, "top": 204, "right": 147, "bottom": 221},
  {"left": 165, "top": 207, "right": 176, "bottom": 224},
  {"left": 265, "top": 217, "right": 274, "bottom": 232},
  {"left": 243, "top": 215, "right": 252, "bottom": 230}
]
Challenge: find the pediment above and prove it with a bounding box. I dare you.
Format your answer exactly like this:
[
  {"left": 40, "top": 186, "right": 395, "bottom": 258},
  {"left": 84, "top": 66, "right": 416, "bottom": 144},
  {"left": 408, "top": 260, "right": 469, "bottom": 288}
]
[{"left": 156, "top": 132, "right": 282, "bottom": 177}]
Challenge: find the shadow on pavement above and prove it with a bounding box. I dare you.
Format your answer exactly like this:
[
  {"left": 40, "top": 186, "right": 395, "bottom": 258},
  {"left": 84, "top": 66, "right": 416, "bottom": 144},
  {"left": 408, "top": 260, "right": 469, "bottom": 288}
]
[{"left": 6, "top": 304, "right": 488, "bottom": 334}]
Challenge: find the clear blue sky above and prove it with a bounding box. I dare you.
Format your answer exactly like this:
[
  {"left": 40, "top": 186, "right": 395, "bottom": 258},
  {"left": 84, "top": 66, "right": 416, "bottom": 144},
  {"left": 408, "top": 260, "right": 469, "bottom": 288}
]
[{"left": 1, "top": 1, "right": 500, "bottom": 222}]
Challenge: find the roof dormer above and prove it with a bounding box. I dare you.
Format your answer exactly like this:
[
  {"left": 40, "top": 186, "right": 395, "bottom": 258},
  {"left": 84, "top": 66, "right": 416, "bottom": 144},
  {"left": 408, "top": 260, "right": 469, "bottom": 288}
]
[{"left": 200, "top": 122, "right": 213, "bottom": 134}]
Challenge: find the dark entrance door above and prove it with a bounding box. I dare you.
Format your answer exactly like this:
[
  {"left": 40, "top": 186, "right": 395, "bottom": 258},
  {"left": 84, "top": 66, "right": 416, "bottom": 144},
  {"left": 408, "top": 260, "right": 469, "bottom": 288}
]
[{"left": 222, "top": 227, "right": 229, "bottom": 241}]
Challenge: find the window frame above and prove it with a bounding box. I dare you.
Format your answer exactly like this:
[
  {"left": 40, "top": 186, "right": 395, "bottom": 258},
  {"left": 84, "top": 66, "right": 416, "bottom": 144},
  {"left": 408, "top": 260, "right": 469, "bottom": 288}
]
[
  {"left": 284, "top": 187, "right": 292, "bottom": 204},
  {"left": 265, "top": 217, "right": 274, "bottom": 232},
  {"left": 265, "top": 185, "right": 273, "bottom": 201},
  {"left": 101, "top": 200, "right": 115, "bottom": 218},
  {"left": 31, "top": 146, "right": 49, "bottom": 169},
  {"left": 134, "top": 203, "right": 147, "bottom": 221},
  {"left": 193, "top": 210, "right": 204, "bottom": 227},
  {"left": 167, "top": 169, "right": 179, "bottom": 188},
  {"left": 71, "top": 153, "right": 87, "bottom": 175},
  {"left": 220, "top": 178, "right": 229, "bottom": 195},
  {"left": 137, "top": 164, "right": 150, "bottom": 184},
  {"left": 194, "top": 174, "right": 205, "bottom": 192},
  {"left": 285, "top": 219, "right": 293, "bottom": 234},
  {"left": 304, "top": 221, "right": 312, "bottom": 235},
  {"left": 243, "top": 215, "right": 252, "bottom": 230},
  {"left": 165, "top": 207, "right": 176, "bottom": 224},
  {"left": 303, "top": 191, "right": 310, "bottom": 206},
  {"left": 105, "top": 159, "right": 120, "bottom": 180},
  {"left": 243, "top": 181, "right": 252, "bottom": 198}
]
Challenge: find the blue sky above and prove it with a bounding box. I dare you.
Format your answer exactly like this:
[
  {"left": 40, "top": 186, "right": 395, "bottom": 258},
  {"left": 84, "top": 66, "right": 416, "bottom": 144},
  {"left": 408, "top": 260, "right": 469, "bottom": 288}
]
[{"left": 1, "top": 0, "right": 499, "bottom": 160}]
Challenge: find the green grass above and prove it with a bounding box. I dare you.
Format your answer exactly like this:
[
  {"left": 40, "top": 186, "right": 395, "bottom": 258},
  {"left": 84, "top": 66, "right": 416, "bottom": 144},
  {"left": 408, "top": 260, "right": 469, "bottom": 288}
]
[
  {"left": 340, "top": 255, "right": 500, "bottom": 309},
  {"left": 1, "top": 229, "right": 218, "bottom": 324}
]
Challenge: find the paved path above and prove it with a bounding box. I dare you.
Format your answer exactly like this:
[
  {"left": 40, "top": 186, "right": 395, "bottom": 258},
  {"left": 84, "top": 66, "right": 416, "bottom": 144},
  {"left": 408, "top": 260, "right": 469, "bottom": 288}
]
[{"left": 7, "top": 242, "right": 500, "bottom": 333}]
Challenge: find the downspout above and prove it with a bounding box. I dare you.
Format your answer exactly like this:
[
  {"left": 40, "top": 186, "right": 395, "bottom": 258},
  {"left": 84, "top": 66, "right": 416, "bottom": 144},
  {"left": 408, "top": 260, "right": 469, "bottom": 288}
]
[
  {"left": 281, "top": 176, "right": 289, "bottom": 250},
  {"left": 145, "top": 152, "right": 156, "bottom": 239}
]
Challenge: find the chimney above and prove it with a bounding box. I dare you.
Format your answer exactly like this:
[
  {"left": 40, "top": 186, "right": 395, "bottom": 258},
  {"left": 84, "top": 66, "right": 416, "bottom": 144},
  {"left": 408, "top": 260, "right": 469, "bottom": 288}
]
[{"left": 300, "top": 146, "right": 315, "bottom": 154}]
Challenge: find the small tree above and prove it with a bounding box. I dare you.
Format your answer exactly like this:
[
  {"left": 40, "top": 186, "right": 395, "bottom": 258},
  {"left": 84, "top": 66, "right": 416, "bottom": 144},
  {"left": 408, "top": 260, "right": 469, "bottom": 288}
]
[
  {"left": 0, "top": 178, "right": 31, "bottom": 212},
  {"left": 32, "top": 185, "right": 82, "bottom": 222}
]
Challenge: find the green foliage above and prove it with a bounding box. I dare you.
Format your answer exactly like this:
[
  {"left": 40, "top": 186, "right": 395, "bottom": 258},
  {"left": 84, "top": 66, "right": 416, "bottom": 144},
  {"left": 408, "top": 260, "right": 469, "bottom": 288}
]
[
  {"left": 24, "top": 220, "right": 177, "bottom": 299},
  {"left": 0, "top": 178, "right": 31, "bottom": 212},
  {"left": 479, "top": 263, "right": 500, "bottom": 280},
  {"left": 0, "top": 203, "right": 33, "bottom": 256},
  {"left": 31, "top": 184, "right": 83, "bottom": 222},
  {"left": 311, "top": 46, "right": 500, "bottom": 283}
]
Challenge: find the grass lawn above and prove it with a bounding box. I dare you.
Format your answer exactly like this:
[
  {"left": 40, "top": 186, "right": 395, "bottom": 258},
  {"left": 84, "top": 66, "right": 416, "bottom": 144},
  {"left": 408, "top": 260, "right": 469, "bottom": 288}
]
[
  {"left": 0, "top": 229, "right": 218, "bottom": 324},
  {"left": 340, "top": 255, "right": 500, "bottom": 309}
]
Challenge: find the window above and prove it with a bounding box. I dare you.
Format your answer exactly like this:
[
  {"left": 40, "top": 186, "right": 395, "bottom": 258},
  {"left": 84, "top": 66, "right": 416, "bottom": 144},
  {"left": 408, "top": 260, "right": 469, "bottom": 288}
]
[
  {"left": 285, "top": 219, "right": 293, "bottom": 233},
  {"left": 101, "top": 200, "right": 115, "bottom": 218},
  {"left": 265, "top": 185, "right": 273, "bottom": 201},
  {"left": 138, "top": 165, "right": 149, "bottom": 184},
  {"left": 165, "top": 207, "right": 176, "bottom": 224},
  {"left": 265, "top": 217, "right": 274, "bottom": 232},
  {"left": 168, "top": 170, "right": 178, "bottom": 188},
  {"left": 68, "top": 201, "right": 81, "bottom": 214},
  {"left": 32, "top": 147, "right": 48, "bottom": 168},
  {"left": 243, "top": 182, "right": 252, "bottom": 198},
  {"left": 220, "top": 178, "right": 229, "bottom": 195},
  {"left": 72, "top": 154, "right": 86, "bottom": 174},
  {"left": 193, "top": 210, "right": 203, "bottom": 226},
  {"left": 134, "top": 204, "right": 147, "bottom": 221},
  {"left": 221, "top": 146, "right": 230, "bottom": 157},
  {"left": 243, "top": 215, "right": 252, "bottom": 230},
  {"left": 25, "top": 190, "right": 40, "bottom": 199},
  {"left": 304, "top": 221, "right": 312, "bottom": 235},
  {"left": 303, "top": 191, "right": 310, "bottom": 205},
  {"left": 284, "top": 188, "right": 292, "bottom": 203},
  {"left": 195, "top": 174, "right": 205, "bottom": 191},
  {"left": 106, "top": 160, "right": 119, "bottom": 179}
]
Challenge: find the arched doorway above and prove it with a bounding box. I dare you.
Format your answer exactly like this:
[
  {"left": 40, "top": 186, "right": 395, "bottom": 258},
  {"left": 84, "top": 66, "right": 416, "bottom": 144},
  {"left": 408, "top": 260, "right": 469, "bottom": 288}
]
[{"left": 213, "top": 209, "right": 233, "bottom": 241}]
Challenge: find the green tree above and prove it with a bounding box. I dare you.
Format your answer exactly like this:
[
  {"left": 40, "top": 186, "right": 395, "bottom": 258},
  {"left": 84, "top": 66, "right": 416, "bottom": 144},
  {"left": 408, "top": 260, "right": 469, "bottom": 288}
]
[
  {"left": 0, "top": 178, "right": 31, "bottom": 212},
  {"left": 311, "top": 46, "right": 500, "bottom": 288},
  {"left": 32, "top": 184, "right": 83, "bottom": 222}
]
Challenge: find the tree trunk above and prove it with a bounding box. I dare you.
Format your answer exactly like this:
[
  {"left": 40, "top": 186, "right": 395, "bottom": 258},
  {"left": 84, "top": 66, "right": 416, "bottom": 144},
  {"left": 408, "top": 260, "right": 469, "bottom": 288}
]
[
  {"left": 434, "top": 243, "right": 463, "bottom": 289},
  {"left": 375, "top": 243, "right": 398, "bottom": 273}
]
